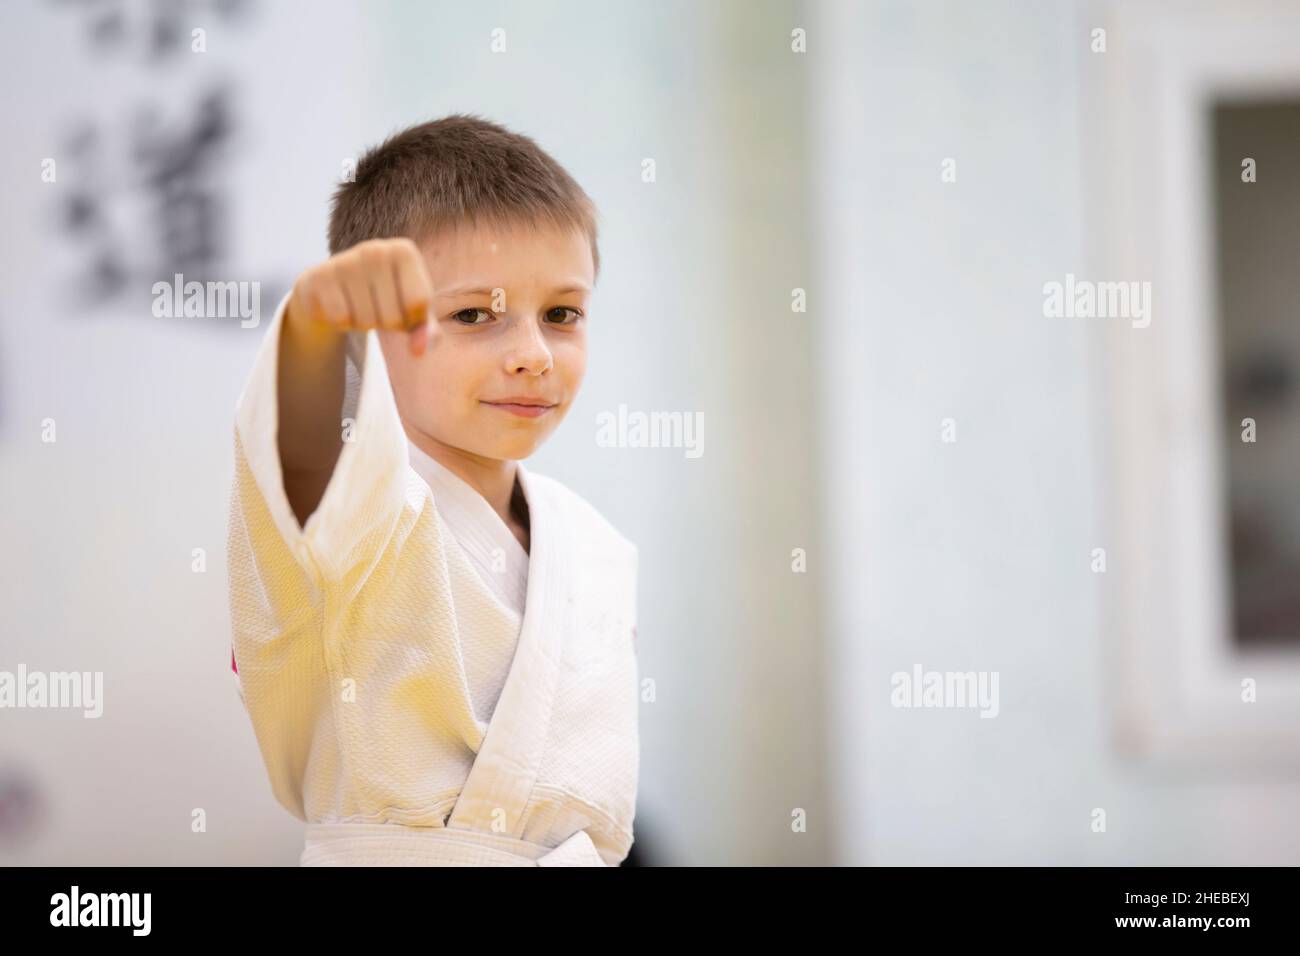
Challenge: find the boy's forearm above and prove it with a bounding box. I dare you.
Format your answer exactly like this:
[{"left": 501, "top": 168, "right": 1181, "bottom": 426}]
[{"left": 277, "top": 304, "right": 348, "bottom": 525}]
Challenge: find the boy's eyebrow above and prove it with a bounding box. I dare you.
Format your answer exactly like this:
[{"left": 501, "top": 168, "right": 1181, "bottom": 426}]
[
  {"left": 436, "top": 282, "right": 592, "bottom": 297},
  {"left": 435, "top": 286, "right": 494, "bottom": 297}
]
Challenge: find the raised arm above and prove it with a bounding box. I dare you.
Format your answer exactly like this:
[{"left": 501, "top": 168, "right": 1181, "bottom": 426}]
[{"left": 277, "top": 237, "right": 434, "bottom": 525}]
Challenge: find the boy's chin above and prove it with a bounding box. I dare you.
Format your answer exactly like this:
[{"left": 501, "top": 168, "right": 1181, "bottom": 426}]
[
  {"left": 456, "top": 430, "right": 548, "bottom": 463},
  {"left": 488, "top": 435, "right": 547, "bottom": 461}
]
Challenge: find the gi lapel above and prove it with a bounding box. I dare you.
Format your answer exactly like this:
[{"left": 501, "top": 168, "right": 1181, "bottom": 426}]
[{"left": 445, "top": 462, "right": 573, "bottom": 835}]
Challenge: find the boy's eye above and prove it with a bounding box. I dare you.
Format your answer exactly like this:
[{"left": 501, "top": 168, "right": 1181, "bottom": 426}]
[
  {"left": 452, "top": 308, "right": 493, "bottom": 325},
  {"left": 546, "top": 307, "right": 583, "bottom": 325}
]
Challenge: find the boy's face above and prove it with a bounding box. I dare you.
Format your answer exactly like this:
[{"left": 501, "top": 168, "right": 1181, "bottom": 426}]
[{"left": 378, "top": 219, "right": 593, "bottom": 463}]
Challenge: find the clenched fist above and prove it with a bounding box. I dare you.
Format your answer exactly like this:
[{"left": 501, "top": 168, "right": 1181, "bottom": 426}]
[{"left": 287, "top": 237, "right": 435, "bottom": 356}]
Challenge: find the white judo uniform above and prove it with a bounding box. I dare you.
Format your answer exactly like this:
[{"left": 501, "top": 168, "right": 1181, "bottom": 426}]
[{"left": 227, "top": 294, "right": 639, "bottom": 866}]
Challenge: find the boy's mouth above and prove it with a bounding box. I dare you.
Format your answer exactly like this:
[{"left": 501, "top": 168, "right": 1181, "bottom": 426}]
[{"left": 481, "top": 396, "right": 557, "bottom": 419}]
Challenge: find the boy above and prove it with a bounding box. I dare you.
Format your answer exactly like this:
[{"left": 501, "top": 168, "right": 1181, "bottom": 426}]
[{"left": 227, "top": 114, "right": 639, "bottom": 866}]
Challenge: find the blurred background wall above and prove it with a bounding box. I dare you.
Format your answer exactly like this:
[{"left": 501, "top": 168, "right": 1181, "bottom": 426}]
[{"left": 1, "top": 0, "right": 1298, "bottom": 866}]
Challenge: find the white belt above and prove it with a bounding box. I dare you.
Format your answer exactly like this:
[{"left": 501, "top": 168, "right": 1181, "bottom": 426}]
[{"left": 300, "top": 822, "right": 607, "bottom": 867}]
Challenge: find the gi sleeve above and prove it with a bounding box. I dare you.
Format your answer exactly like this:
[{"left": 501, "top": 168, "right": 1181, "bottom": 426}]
[{"left": 230, "top": 290, "right": 410, "bottom": 586}]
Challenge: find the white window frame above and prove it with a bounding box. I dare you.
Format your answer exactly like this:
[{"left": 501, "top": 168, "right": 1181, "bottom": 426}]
[{"left": 1087, "top": 0, "right": 1300, "bottom": 769}]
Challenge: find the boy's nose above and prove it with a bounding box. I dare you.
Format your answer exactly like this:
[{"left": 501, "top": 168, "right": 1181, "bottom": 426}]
[{"left": 504, "top": 316, "right": 553, "bottom": 374}]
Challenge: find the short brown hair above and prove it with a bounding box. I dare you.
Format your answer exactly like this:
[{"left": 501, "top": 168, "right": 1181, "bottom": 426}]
[{"left": 327, "top": 113, "right": 600, "bottom": 281}]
